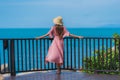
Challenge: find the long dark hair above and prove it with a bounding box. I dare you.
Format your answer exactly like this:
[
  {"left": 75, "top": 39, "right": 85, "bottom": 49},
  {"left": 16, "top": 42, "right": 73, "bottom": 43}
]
[{"left": 55, "top": 24, "right": 64, "bottom": 40}]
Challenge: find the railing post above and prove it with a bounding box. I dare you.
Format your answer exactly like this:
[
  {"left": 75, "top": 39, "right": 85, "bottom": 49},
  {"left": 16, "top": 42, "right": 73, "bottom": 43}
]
[
  {"left": 3, "top": 40, "right": 8, "bottom": 49},
  {"left": 119, "top": 38, "right": 120, "bottom": 71},
  {"left": 10, "top": 40, "right": 16, "bottom": 76}
]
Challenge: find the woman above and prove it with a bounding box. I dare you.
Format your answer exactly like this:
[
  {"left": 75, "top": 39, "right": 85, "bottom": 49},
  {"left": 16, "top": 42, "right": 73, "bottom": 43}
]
[{"left": 36, "top": 16, "right": 83, "bottom": 74}]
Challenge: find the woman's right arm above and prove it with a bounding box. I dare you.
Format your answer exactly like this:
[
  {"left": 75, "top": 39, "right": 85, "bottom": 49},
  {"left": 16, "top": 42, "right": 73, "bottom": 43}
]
[
  {"left": 69, "top": 34, "right": 84, "bottom": 38},
  {"left": 63, "top": 27, "right": 83, "bottom": 38}
]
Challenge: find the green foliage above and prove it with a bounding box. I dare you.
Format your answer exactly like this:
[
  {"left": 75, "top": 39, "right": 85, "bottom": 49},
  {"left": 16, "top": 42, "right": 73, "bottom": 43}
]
[
  {"left": 113, "top": 33, "right": 120, "bottom": 46},
  {"left": 83, "top": 33, "right": 120, "bottom": 74}
]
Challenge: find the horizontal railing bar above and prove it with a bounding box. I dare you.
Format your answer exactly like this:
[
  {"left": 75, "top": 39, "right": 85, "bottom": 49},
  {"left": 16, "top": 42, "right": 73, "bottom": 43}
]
[{"left": 0, "top": 37, "right": 120, "bottom": 40}]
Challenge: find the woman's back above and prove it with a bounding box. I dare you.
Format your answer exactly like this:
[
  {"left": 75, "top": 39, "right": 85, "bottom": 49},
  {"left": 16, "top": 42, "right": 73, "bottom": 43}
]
[
  {"left": 54, "top": 25, "right": 64, "bottom": 39},
  {"left": 48, "top": 25, "right": 70, "bottom": 39}
]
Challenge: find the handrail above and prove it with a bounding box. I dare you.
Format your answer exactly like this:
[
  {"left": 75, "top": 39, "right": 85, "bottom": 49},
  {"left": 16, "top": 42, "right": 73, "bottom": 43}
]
[{"left": 0, "top": 37, "right": 120, "bottom": 40}]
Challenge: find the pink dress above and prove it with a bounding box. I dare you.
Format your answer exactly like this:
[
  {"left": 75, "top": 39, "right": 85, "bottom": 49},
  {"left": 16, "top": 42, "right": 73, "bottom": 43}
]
[{"left": 45, "top": 26, "right": 70, "bottom": 66}]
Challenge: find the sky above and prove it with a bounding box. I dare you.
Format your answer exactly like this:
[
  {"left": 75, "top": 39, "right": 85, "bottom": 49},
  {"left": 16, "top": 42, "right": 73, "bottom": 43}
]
[{"left": 0, "top": 0, "right": 120, "bottom": 28}]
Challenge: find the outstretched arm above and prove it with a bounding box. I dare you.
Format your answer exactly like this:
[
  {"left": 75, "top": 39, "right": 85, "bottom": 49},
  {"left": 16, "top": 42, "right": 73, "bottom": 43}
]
[
  {"left": 69, "top": 34, "right": 83, "bottom": 38},
  {"left": 36, "top": 27, "right": 54, "bottom": 39},
  {"left": 36, "top": 33, "right": 49, "bottom": 39}
]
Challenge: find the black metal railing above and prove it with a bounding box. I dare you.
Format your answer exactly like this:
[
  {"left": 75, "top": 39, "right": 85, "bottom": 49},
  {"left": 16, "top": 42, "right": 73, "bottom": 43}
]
[{"left": 0, "top": 37, "right": 120, "bottom": 76}]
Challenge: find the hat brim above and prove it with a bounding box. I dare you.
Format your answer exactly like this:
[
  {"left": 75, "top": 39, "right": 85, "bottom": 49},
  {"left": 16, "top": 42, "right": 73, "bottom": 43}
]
[{"left": 53, "top": 17, "right": 63, "bottom": 25}]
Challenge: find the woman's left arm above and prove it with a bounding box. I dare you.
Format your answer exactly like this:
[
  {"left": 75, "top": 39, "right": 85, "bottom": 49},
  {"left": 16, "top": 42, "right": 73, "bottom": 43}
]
[
  {"left": 36, "top": 27, "right": 54, "bottom": 39},
  {"left": 36, "top": 33, "right": 49, "bottom": 39}
]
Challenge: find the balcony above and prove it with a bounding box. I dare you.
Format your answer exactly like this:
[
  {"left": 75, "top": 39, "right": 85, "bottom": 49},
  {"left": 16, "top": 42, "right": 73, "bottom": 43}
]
[{"left": 0, "top": 37, "right": 120, "bottom": 80}]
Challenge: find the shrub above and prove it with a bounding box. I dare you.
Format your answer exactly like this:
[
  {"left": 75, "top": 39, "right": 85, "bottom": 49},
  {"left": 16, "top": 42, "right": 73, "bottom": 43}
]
[{"left": 83, "top": 33, "right": 120, "bottom": 74}]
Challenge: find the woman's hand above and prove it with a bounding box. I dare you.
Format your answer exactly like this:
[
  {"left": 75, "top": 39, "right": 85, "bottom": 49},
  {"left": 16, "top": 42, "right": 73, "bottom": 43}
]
[
  {"left": 35, "top": 37, "right": 40, "bottom": 40},
  {"left": 78, "top": 36, "right": 84, "bottom": 38},
  {"left": 35, "top": 36, "right": 44, "bottom": 40}
]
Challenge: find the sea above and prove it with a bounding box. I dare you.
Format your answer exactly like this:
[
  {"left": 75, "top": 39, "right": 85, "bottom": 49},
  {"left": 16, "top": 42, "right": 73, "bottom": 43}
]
[
  {"left": 0, "top": 28, "right": 120, "bottom": 38},
  {"left": 0, "top": 28, "right": 120, "bottom": 72}
]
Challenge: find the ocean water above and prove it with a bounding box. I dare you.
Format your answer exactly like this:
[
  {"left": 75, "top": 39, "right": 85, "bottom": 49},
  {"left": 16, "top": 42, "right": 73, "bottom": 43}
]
[
  {"left": 0, "top": 28, "right": 120, "bottom": 72},
  {"left": 0, "top": 28, "right": 120, "bottom": 38}
]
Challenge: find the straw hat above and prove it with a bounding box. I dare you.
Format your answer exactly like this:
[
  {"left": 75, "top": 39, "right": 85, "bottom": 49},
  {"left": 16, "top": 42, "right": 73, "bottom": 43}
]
[{"left": 53, "top": 16, "right": 63, "bottom": 25}]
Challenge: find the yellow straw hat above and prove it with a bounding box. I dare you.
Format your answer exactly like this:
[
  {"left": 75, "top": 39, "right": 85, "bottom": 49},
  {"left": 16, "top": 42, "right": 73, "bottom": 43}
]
[{"left": 53, "top": 16, "right": 63, "bottom": 25}]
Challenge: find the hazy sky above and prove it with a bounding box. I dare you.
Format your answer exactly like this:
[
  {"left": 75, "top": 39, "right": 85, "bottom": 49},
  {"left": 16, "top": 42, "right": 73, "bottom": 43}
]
[{"left": 0, "top": 0, "right": 120, "bottom": 28}]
